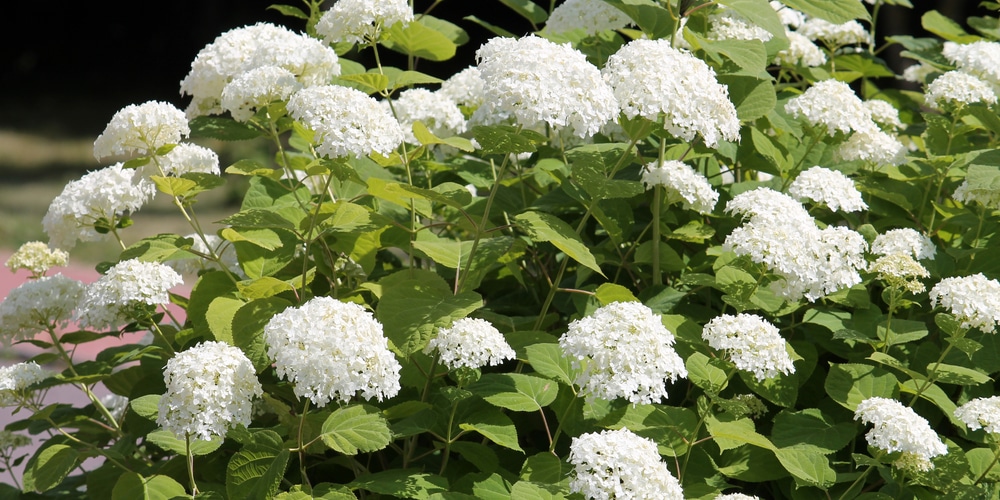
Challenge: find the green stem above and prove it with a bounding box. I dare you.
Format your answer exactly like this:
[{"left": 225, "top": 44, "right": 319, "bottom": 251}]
[
  {"left": 439, "top": 401, "right": 460, "bottom": 475},
  {"left": 457, "top": 155, "right": 512, "bottom": 293},
  {"left": 298, "top": 399, "right": 312, "bottom": 491},
  {"left": 46, "top": 327, "right": 123, "bottom": 435},
  {"left": 547, "top": 390, "right": 580, "bottom": 453},
  {"left": 908, "top": 339, "right": 959, "bottom": 406},
  {"left": 974, "top": 434, "right": 1000, "bottom": 485},
  {"left": 186, "top": 433, "right": 199, "bottom": 496},
  {"left": 652, "top": 186, "right": 663, "bottom": 287}
]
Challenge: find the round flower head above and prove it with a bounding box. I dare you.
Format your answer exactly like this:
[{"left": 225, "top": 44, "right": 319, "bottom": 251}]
[
  {"left": 75, "top": 259, "right": 184, "bottom": 330},
  {"left": 708, "top": 7, "right": 772, "bottom": 42},
  {"left": 315, "top": 0, "right": 413, "bottom": 44},
  {"left": 439, "top": 66, "right": 485, "bottom": 110},
  {"left": 180, "top": 23, "right": 341, "bottom": 118},
  {"left": 784, "top": 79, "right": 872, "bottom": 136},
  {"left": 788, "top": 166, "right": 867, "bottom": 212},
  {"left": 559, "top": 301, "right": 687, "bottom": 404},
  {"left": 854, "top": 397, "right": 947, "bottom": 472},
  {"left": 157, "top": 341, "right": 263, "bottom": 441},
  {"left": 602, "top": 38, "right": 740, "bottom": 148},
  {"left": 5, "top": 241, "right": 68, "bottom": 277},
  {"left": 143, "top": 143, "right": 221, "bottom": 179},
  {"left": 702, "top": 313, "right": 794, "bottom": 381},
  {"left": 774, "top": 31, "right": 827, "bottom": 67},
  {"left": 725, "top": 186, "right": 815, "bottom": 228},
  {"left": 798, "top": 18, "right": 869, "bottom": 47},
  {"left": 390, "top": 88, "right": 467, "bottom": 144},
  {"left": 0, "top": 362, "right": 50, "bottom": 407},
  {"left": 640, "top": 160, "right": 719, "bottom": 214},
  {"left": 871, "top": 228, "right": 936, "bottom": 260},
  {"left": 954, "top": 179, "right": 1000, "bottom": 209},
  {"left": 568, "top": 428, "right": 684, "bottom": 500},
  {"left": 287, "top": 85, "right": 404, "bottom": 159},
  {"left": 42, "top": 163, "right": 156, "bottom": 251},
  {"left": 925, "top": 71, "right": 998, "bottom": 109},
  {"left": 870, "top": 254, "right": 929, "bottom": 294},
  {"left": 424, "top": 318, "right": 515, "bottom": 371},
  {"left": 221, "top": 65, "right": 303, "bottom": 122},
  {"left": 93, "top": 101, "right": 190, "bottom": 160},
  {"left": 942, "top": 41, "right": 1000, "bottom": 87},
  {"left": 263, "top": 296, "right": 401, "bottom": 407},
  {"left": 717, "top": 494, "right": 759, "bottom": 500},
  {"left": 166, "top": 233, "right": 243, "bottom": 277},
  {"left": 929, "top": 273, "right": 1000, "bottom": 333},
  {"left": 474, "top": 35, "right": 618, "bottom": 138},
  {"left": 0, "top": 274, "right": 85, "bottom": 343},
  {"left": 864, "top": 100, "right": 904, "bottom": 131},
  {"left": 771, "top": 1, "right": 805, "bottom": 29},
  {"left": 835, "top": 126, "right": 907, "bottom": 166},
  {"left": 955, "top": 396, "right": 1000, "bottom": 434},
  {"left": 902, "top": 62, "right": 936, "bottom": 84},
  {"left": 544, "top": 0, "right": 632, "bottom": 36}
]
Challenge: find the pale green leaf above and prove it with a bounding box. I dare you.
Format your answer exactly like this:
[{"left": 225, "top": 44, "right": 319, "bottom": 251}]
[
  {"left": 468, "top": 373, "right": 559, "bottom": 412},
  {"left": 23, "top": 444, "right": 79, "bottom": 493},
  {"left": 111, "top": 473, "right": 187, "bottom": 500},
  {"left": 824, "top": 363, "right": 899, "bottom": 410},
  {"left": 459, "top": 410, "right": 524, "bottom": 452},
  {"left": 514, "top": 211, "right": 604, "bottom": 275},
  {"left": 319, "top": 405, "right": 393, "bottom": 455}
]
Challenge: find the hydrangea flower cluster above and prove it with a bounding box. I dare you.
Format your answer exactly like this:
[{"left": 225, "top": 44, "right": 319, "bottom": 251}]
[
  {"left": 389, "top": 88, "right": 467, "bottom": 144},
  {"left": 925, "top": 70, "right": 998, "bottom": 109},
  {"left": 854, "top": 397, "right": 948, "bottom": 472},
  {"left": 0, "top": 362, "right": 49, "bottom": 407},
  {"left": 424, "top": 317, "right": 515, "bottom": 371},
  {"left": 474, "top": 35, "right": 618, "bottom": 138},
  {"left": 640, "top": 160, "right": 719, "bottom": 214},
  {"left": 771, "top": 1, "right": 805, "bottom": 29},
  {"left": 92, "top": 101, "right": 190, "bottom": 160},
  {"left": 165, "top": 233, "right": 243, "bottom": 277},
  {"left": 220, "top": 65, "right": 303, "bottom": 122},
  {"left": 870, "top": 254, "right": 929, "bottom": 294},
  {"left": 954, "top": 178, "right": 1000, "bottom": 209},
  {"left": 864, "top": 99, "right": 904, "bottom": 131},
  {"left": 559, "top": 301, "right": 687, "bottom": 404},
  {"left": 144, "top": 143, "right": 221, "bottom": 178},
  {"left": 42, "top": 164, "right": 156, "bottom": 251},
  {"left": 871, "top": 228, "right": 936, "bottom": 260},
  {"left": 4, "top": 241, "right": 68, "bottom": 277},
  {"left": 602, "top": 38, "right": 740, "bottom": 148},
  {"left": 708, "top": 7, "right": 773, "bottom": 42},
  {"left": 568, "top": 428, "right": 684, "bottom": 500},
  {"left": 75, "top": 259, "right": 184, "bottom": 330},
  {"left": 774, "top": 32, "right": 827, "bottom": 67},
  {"left": 929, "top": 273, "right": 1000, "bottom": 333},
  {"left": 702, "top": 313, "right": 795, "bottom": 381},
  {"left": 544, "top": 0, "right": 632, "bottom": 36},
  {"left": 263, "top": 296, "right": 401, "bottom": 407},
  {"left": 716, "top": 494, "right": 760, "bottom": 500},
  {"left": 788, "top": 166, "right": 867, "bottom": 212},
  {"left": 314, "top": 0, "right": 413, "bottom": 44},
  {"left": 955, "top": 396, "right": 1000, "bottom": 434},
  {"left": 0, "top": 274, "right": 85, "bottom": 342},
  {"left": 286, "top": 85, "right": 404, "bottom": 159},
  {"left": 797, "top": 18, "right": 869, "bottom": 47},
  {"left": 834, "top": 127, "right": 907, "bottom": 166},
  {"left": 784, "top": 80, "right": 872, "bottom": 136},
  {"left": 901, "top": 62, "right": 936, "bottom": 84},
  {"left": 941, "top": 40, "right": 1000, "bottom": 88},
  {"left": 180, "top": 22, "right": 341, "bottom": 118},
  {"left": 157, "top": 341, "right": 263, "bottom": 441},
  {"left": 438, "top": 66, "right": 485, "bottom": 110}
]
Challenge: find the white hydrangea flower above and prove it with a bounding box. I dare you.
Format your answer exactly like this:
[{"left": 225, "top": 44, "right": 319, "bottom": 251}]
[
  {"left": 603, "top": 38, "right": 740, "bottom": 148},
  {"left": 5, "top": 241, "right": 68, "bottom": 276},
  {"left": 954, "top": 179, "right": 1000, "bottom": 209},
  {"left": 798, "top": 18, "right": 870, "bottom": 47},
  {"left": 142, "top": 143, "right": 221, "bottom": 180},
  {"left": 930, "top": 273, "right": 1000, "bottom": 333},
  {"left": 870, "top": 254, "right": 929, "bottom": 294},
  {"left": 287, "top": 85, "right": 404, "bottom": 159},
  {"left": 709, "top": 7, "right": 773, "bottom": 42},
  {"left": 788, "top": 166, "right": 867, "bottom": 212},
  {"left": 955, "top": 396, "right": 1000, "bottom": 434},
  {"left": 75, "top": 259, "right": 184, "bottom": 330},
  {"left": 42, "top": 164, "right": 156, "bottom": 251},
  {"left": 221, "top": 65, "right": 303, "bottom": 122},
  {"left": 474, "top": 35, "right": 618, "bottom": 138},
  {"left": 439, "top": 66, "right": 485, "bottom": 110},
  {"left": 568, "top": 428, "right": 684, "bottom": 500},
  {"left": 157, "top": 341, "right": 263, "bottom": 441},
  {"left": 941, "top": 40, "right": 1000, "bottom": 87},
  {"left": 424, "top": 318, "right": 515, "bottom": 370},
  {"left": 166, "top": 233, "right": 243, "bottom": 277},
  {"left": 770, "top": 1, "right": 805, "bottom": 29},
  {"left": 101, "top": 393, "right": 130, "bottom": 423},
  {"left": 864, "top": 100, "right": 903, "bottom": 131},
  {"left": 901, "top": 62, "right": 936, "bottom": 84},
  {"left": 93, "top": 101, "right": 190, "bottom": 160},
  {"left": 559, "top": 301, "right": 687, "bottom": 404},
  {"left": 0, "top": 362, "right": 50, "bottom": 407},
  {"left": 774, "top": 31, "right": 827, "bottom": 67},
  {"left": 180, "top": 23, "right": 341, "bottom": 118},
  {"left": 545, "top": 0, "right": 632, "bottom": 36},
  {"left": 835, "top": 127, "right": 907, "bottom": 166},
  {"left": 925, "top": 70, "right": 998, "bottom": 109},
  {"left": 725, "top": 186, "right": 816, "bottom": 228},
  {"left": 641, "top": 160, "right": 719, "bottom": 214},
  {"left": 0, "top": 274, "right": 85, "bottom": 343},
  {"left": 263, "top": 296, "right": 401, "bottom": 407},
  {"left": 702, "top": 313, "right": 794, "bottom": 381},
  {"left": 716, "top": 494, "right": 760, "bottom": 500},
  {"left": 315, "top": 0, "right": 413, "bottom": 44},
  {"left": 871, "top": 228, "right": 936, "bottom": 260},
  {"left": 390, "top": 88, "right": 467, "bottom": 144},
  {"left": 784, "top": 79, "right": 872, "bottom": 135},
  {"left": 854, "top": 397, "right": 948, "bottom": 472}
]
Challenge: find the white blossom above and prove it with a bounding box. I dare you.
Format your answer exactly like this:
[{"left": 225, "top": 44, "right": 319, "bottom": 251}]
[
  {"left": 955, "top": 396, "right": 1000, "bottom": 434},
  {"left": 854, "top": 397, "right": 948, "bottom": 472},
  {"left": 709, "top": 7, "right": 772, "bottom": 42},
  {"left": 941, "top": 40, "right": 1000, "bottom": 87},
  {"left": 835, "top": 127, "right": 907, "bottom": 166},
  {"left": 901, "top": 62, "right": 936, "bottom": 84},
  {"left": 774, "top": 31, "right": 827, "bottom": 67},
  {"left": 0, "top": 362, "right": 50, "bottom": 407},
  {"left": 93, "top": 101, "right": 190, "bottom": 160},
  {"left": 75, "top": 259, "right": 183, "bottom": 330},
  {"left": 716, "top": 494, "right": 760, "bottom": 500},
  {"left": 0, "top": 274, "right": 85, "bottom": 343},
  {"left": 287, "top": 85, "right": 404, "bottom": 159},
  {"left": 390, "top": 88, "right": 467, "bottom": 144},
  {"left": 545, "top": 0, "right": 632, "bottom": 36},
  {"left": 871, "top": 228, "right": 936, "bottom": 260},
  {"left": 101, "top": 393, "right": 130, "bottom": 423},
  {"left": 870, "top": 254, "right": 929, "bottom": 294},
  {"left": 798, "top": 18, "right": 869, "bottom": 47},
  {"left": 641, "top": 160, "right": 719, "bottom": 214},
  {"left": 559, "top": 301, "right": 687, "bottom": 404},
  {"left": 315, "top": 0, "right": 413, "bottom": 44},
  {"left": 4, "top": 241, "right": 68, "bottom": 276},
  {"left": 925, "top": 70, "right": 998, "bottom": 108},
  {"left": 788, "top": 166, "right": 867, "bottom": 212},
  {"left": 930, "top": 273, "right": 1000, "bottom": 333},
  {"left": 157, "top": 341, "right": 262, "bottom": 441},
  {"left": 864, "top": 99, "right": 904, "bottom": 131},
  {"left": 263, "top": 296, "right": 401, "bottom": 407},
  {"left": 784, "top": 79, "right": 872, "bottom": 135},
  {"left": 143, "top": 143, "right": 221, "bottom": 179},
  {"left": 221, "top": 65, "right": 303, "bottom": 122},
  {"left": 954, "top": 179, "right": 1000, "bottom": 209},
  {"left": 165, "top": 233, "right": 243, "bottom": 277},
  {"left": 425, "top": 318, "right": 515, "bottom": 371},
  {"left": 603, "top": 38, "right": 740, "bottom": 148},
  {"left": 771, "top": 1, "right": 805, "bottom": 29},
  {"left": 702, "top": 313, "right": 794, "bottom": 381},
  {"left": 569, "top": 428, "right": 684, "bottom": 500},
  {"left": 438, "top": 66, "right": 485, "bottom": 110}
]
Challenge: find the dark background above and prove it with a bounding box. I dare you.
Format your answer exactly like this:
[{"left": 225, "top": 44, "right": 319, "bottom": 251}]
[{"left": 0, "top": 1, "right": 990, "bottom": 139}]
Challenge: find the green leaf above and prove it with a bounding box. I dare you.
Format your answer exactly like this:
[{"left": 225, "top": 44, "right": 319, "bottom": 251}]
[
  {"left": 773, "top": 447, "right": 837, "bottom": 488},
  {"left": 237, "top": 276, "right": 295, "bottom": 300},
  {"left": 23, "top": 444, "right": 79, "bottom": 493},
  {"left": 824, "top": 363, "right": 899, "bottom": 410},
  {"left": 694, "top": 37, "right": 768, "bottom": 73},
  {"left": 412, "top": 121, "right": 475, "bottom": 151},
  {"left": 320, "top": 404, "right": 393, "bottom": 455},
  {"left": 383, "top": 18, "right": 458, "bottom": 61},
  {"left": 930, "top": 363, "right": 992, "bottom": 386},
  {"left": 111, "top": 473, "right": 188, "bottom": 500},
  {"left": 189, "top": 116, "right": 264, "bottom": 141},
  {"left": 226, "top": 448, "right": 290, "bottom": 500},
  {"left": 741, "top": 369, "right": 798, "bottom": 407},
  {"left": 349, "top": 470, "right": 448, "bottom": 499},
  {"left": 921, "top": 10, "right": 979, "bottom": 43},
  {"left": 609, "top": 404, "right": 699, "bottom": 456},
  {"left": 705, "top": 414, "right": 775, "bottom": 451},
  {"left": 509, "top": 480, "right": 567, "bottom": 499},
  {"left": 777, "top": 0, "right": 870, "bottom": 24},
  {"left": 604, "top": 0, "right": 677, "bottom": 39},
  {"left": 337, "top": 73, "right": 389, "bottom": 94},
  {"left": 747, "top": 126, "right": 791, "bottom": 173},
  {"left": 226, "top": 159, "right": 283, "bottom": 179},
  {"left": 514, "top": 211, "right": 604, "bottom": 275},
  {"left": 524, "top": 343, "right": 575, "bottom": 386},
  {"left": 450, "top": 441, "right": 499, "bottom": 473},
  {"left": 718, "top": 0, "right": 788, "bottom": 40},
  {"left": 233, "top": 297, "right": 292, "bottom": 372},
  {"left": 686, "top": 352, "right": 730, "bottom": 393},
  {"left": 878, "top": 318, "right": 929, "bottom": 346},
  {"left": 520, "top": 452, "right": 567, "bottom": 483},
  {"left": 498, "top": 0, "right": 548, "bottom": 25},
  {"left": 771, "top": 409, "right": 855, "bottom": 454},
  {"left": 147, "top": 429, "right": 224, "bottom": 456},
  {"left": 472, "top": 125, "right": 547, "bottom": 155},
  {"left": 468, "top": 373, "right": 559, "bottom": 411},
  {"left": 568, "top": 144, "right": 643, "bottom": 200},
  {"left": 119, "top": 234, "right": 194, "bottom": 264},
  {"left": 594, "top": 283, "right": 638, "bottom": 305},
  {"left": 460, "top": 410, "right": 524, "bottom": 452},
  {"left": 130, "top": 394, "right": 161, "bottom": 421}
]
